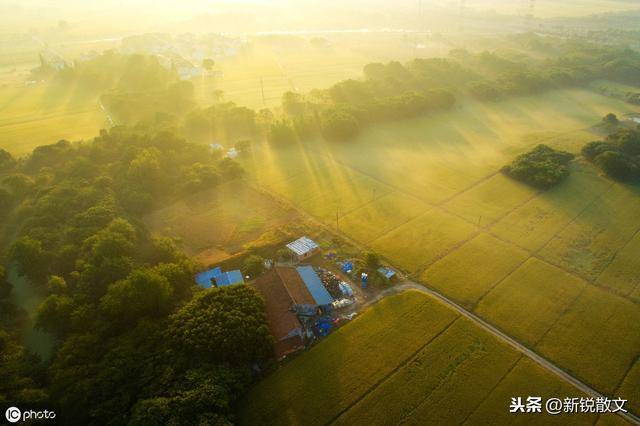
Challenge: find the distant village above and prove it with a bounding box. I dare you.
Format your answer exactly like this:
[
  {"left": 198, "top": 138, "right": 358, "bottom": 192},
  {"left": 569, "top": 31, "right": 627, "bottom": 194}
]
[
  {"left": 194, "top": 236, "right": 397, "bottom": 360},
  {"left": 37, "top": 32, "right": 247, "bottom": 81}
]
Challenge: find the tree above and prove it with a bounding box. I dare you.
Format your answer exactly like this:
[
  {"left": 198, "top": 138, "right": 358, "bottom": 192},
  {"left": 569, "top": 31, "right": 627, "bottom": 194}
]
[
  {"left": 36, "top": 294, "right": 74, "bottom": 338},
  {"left": 8, "top": 237, "right": 50, "bottom": 283},
  {"left": 243, "top": 255, "right": 265, "bottom": 278},
  {"left": 100, "top": 268, "right": 174, "bottom": 323},
  {"left": 202, "top": 58, "right": 215, "bottom": 71},
  {"left": 267, "top": 120, "right": 297, "bottom": 145},
  {"left": 0, "top": 148, "right": 15, "bottom": 171},
  {"left": 603, "top": 113, "right": 619, "bottom": 126},
  {"left": 2, "top": 174, "right": 33, "bottom": 198},
  {"left": 168, "top": 285, "right": 272, "bottom": 364},
  {"left": 218, "top": 158, "right": 243, "bottom": 180},
  {"left": 47, "top": 276, "right": 68, "bottom": 295},
  {"left": 320, "top": 108, "right": 360, "bottom": 141},
  {"left": 595, "top": 151, "right": 638, "bottom": 181},
  {"left": 282, "top": 91, "right": 305, "bottom": 116},
  {"left": 128, "top": 148, "right": 162, "bottom": 194},
  {"left": 502, "top": 144, "right": 574, "bottom": 189},
  {"left": 0, "top": 266, "right": 11, "bottom": 300}
]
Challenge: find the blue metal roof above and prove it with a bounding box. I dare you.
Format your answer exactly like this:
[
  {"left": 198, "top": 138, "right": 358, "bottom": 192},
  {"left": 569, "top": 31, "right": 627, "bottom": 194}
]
[
  {"left": 296, "top": 266, "right": 333, "bottom": 306},
  {"left": 195, "top": 267, "right": 222, "bottom": 288},
  {"left": 378, "top": 267, "right": 396, "bottom": 279},
  {"left": 215, "top": 270, "right": 244, "bottom": 287}
]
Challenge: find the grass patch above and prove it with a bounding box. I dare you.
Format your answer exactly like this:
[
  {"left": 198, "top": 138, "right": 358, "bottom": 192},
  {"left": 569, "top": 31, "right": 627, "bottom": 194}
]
[
  {"left": 422, "top": 232, "right": 529, "bottom": 309},
  {"left": 475, "top": 258, "right": 586, "bottom": 346}
]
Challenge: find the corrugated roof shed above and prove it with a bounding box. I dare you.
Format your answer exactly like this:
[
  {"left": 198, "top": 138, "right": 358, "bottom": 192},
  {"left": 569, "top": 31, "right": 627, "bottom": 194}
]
[
  {"left": 286, "top": 236, "right": 319, "bottom": 256},
  {"left": 276, "top": 267, "right": 316, "bottom": 306},
  {"left": 215, "top": 270, "right": 244, "bottom": 287},
  {"left": 296, "top": 265, "right": 334, "bottom": 306},
  {"left": 195, "top": 267, "right": 222, "bottom": 288},
  {"left": 252, "top": 269, "right": 304, "bottom": 359},
  {"left": 378, "top": 267, "right": 396, "bottom": 279}
]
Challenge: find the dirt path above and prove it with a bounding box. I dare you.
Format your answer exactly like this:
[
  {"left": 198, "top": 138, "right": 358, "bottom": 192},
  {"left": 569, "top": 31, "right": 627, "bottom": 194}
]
[{"left": 364, "top": 281, "right": 640, "bottom": 425}]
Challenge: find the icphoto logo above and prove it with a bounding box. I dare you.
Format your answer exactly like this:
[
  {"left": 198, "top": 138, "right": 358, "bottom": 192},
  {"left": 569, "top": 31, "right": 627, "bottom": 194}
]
[
  {"left": 5, "top": 407, "right": 21, "bottom": 423},
  {"left": 4, "top": 406, "right": 56, "bottom": 423}
]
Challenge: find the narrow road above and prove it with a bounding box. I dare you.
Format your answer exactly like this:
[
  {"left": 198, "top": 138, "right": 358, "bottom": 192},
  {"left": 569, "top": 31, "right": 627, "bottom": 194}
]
[{"left": 367, "top": 282, "right": 640, "bottom": 425}]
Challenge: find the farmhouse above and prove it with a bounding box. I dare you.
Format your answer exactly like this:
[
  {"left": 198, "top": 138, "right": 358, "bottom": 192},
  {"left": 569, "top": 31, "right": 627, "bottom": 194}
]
[
  {"left": 286, "top": 236, "right": 320, "bottom": 261},
  {"left": 194, "top": 267, "right": 244, "bottom": 289},
  {"left": 252, "top": 266, "right": 335, "bottom": 358}
]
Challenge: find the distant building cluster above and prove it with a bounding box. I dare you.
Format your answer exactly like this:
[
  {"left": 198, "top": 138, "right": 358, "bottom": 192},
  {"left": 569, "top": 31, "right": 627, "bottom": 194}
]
[
  {"left": 39, "top": 49, "right": 70, "bottom": 70},
  {"left": 119, "top": 33, "right": 247, "bottom": 80}
]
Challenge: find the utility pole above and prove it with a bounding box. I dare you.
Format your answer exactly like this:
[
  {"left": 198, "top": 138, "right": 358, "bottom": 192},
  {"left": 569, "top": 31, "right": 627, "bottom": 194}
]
[
  {"left": 260, "top": 77, "right": 266, "bottom": 107},
  {"left": 336, "top": 205, "right": 339, "bottom": 233}
]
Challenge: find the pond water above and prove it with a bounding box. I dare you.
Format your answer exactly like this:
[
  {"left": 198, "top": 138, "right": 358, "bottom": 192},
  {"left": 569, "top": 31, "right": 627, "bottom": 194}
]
[{"left": 8, "top": 266, "right": 55, "bottom": 360}]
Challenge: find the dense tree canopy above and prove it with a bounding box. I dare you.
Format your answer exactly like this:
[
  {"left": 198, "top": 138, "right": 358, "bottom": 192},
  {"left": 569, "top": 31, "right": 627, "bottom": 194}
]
[
  {"left": 0, "top": 125, "right": 272, "bottom": 424},
  {"left": 583, "top": 125, "right": 640, "bottom": 182},
  {"left": 502, "top": 144, "right": 575, "bottom": 189}
]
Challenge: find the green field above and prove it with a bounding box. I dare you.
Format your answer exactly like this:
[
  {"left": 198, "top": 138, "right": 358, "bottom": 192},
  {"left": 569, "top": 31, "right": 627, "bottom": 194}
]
[
  {"left": 475, "top": 258, "right": 586, "bottom": 346},
  {"left": 242, "top": 291, "right": 600, "bottom": 425},
  {"left": 535, "top": 286, "right": 640, "bottom": 395},
  {"left": 422, "top": 232, "right": 529, "bottom": 309},
  {"left": 0, "top": 80, "right": 106, "bottom": 156},
  {"left": 241, "top": 87, "right": 640, "bottom": 412}
]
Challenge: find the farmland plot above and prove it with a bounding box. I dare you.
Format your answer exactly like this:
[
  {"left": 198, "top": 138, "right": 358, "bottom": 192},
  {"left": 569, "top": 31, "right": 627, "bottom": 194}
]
[
  {"left": 596, "top": 230, "right": 640, "bottom": 301},
  {"left": 444, "top": 173, "right": 536, "bottom": 226},
  {"left": 536, "top": 286, "right": 640, "bottom": 394},
  {"left": 370, "top": 209, "right": 478, "bottom": 273},
  {"left": 422, "top": 232, "right": 529, "bottom": 309},
  {"left": 339, "top": 192, "right": 430, "bottom": 243},
  {"left": 538, "top": 184, "right": 640, "bottom": 281},
  {"left": 490, "top": 165, "right": 612, "bottom": 252},
  {"left": 616, "top": 359, "right": 640, "bottom": 416},
  {"left": 465, "top": 357, "right": 596, "bottom": 425},
  {"left": 474, "top": 258, "right": 586, "bottom": 346},
  {"left": 0, "top": 81, "right": 106, "bottom": 155},
  {"left": 334, "top": 317, "right": 521, "bottom": 425}
]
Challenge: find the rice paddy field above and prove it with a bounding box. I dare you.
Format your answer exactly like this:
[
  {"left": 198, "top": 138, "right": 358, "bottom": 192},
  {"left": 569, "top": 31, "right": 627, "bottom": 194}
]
[
  {"left": 239, "top": 86, "right": 640, "bottom": 415},
  {"left": 242, "top": 290, "right": 605, "bottom": 425},
  {"left": 0, "top": 79, "right": 107, "bottom": 156}
]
